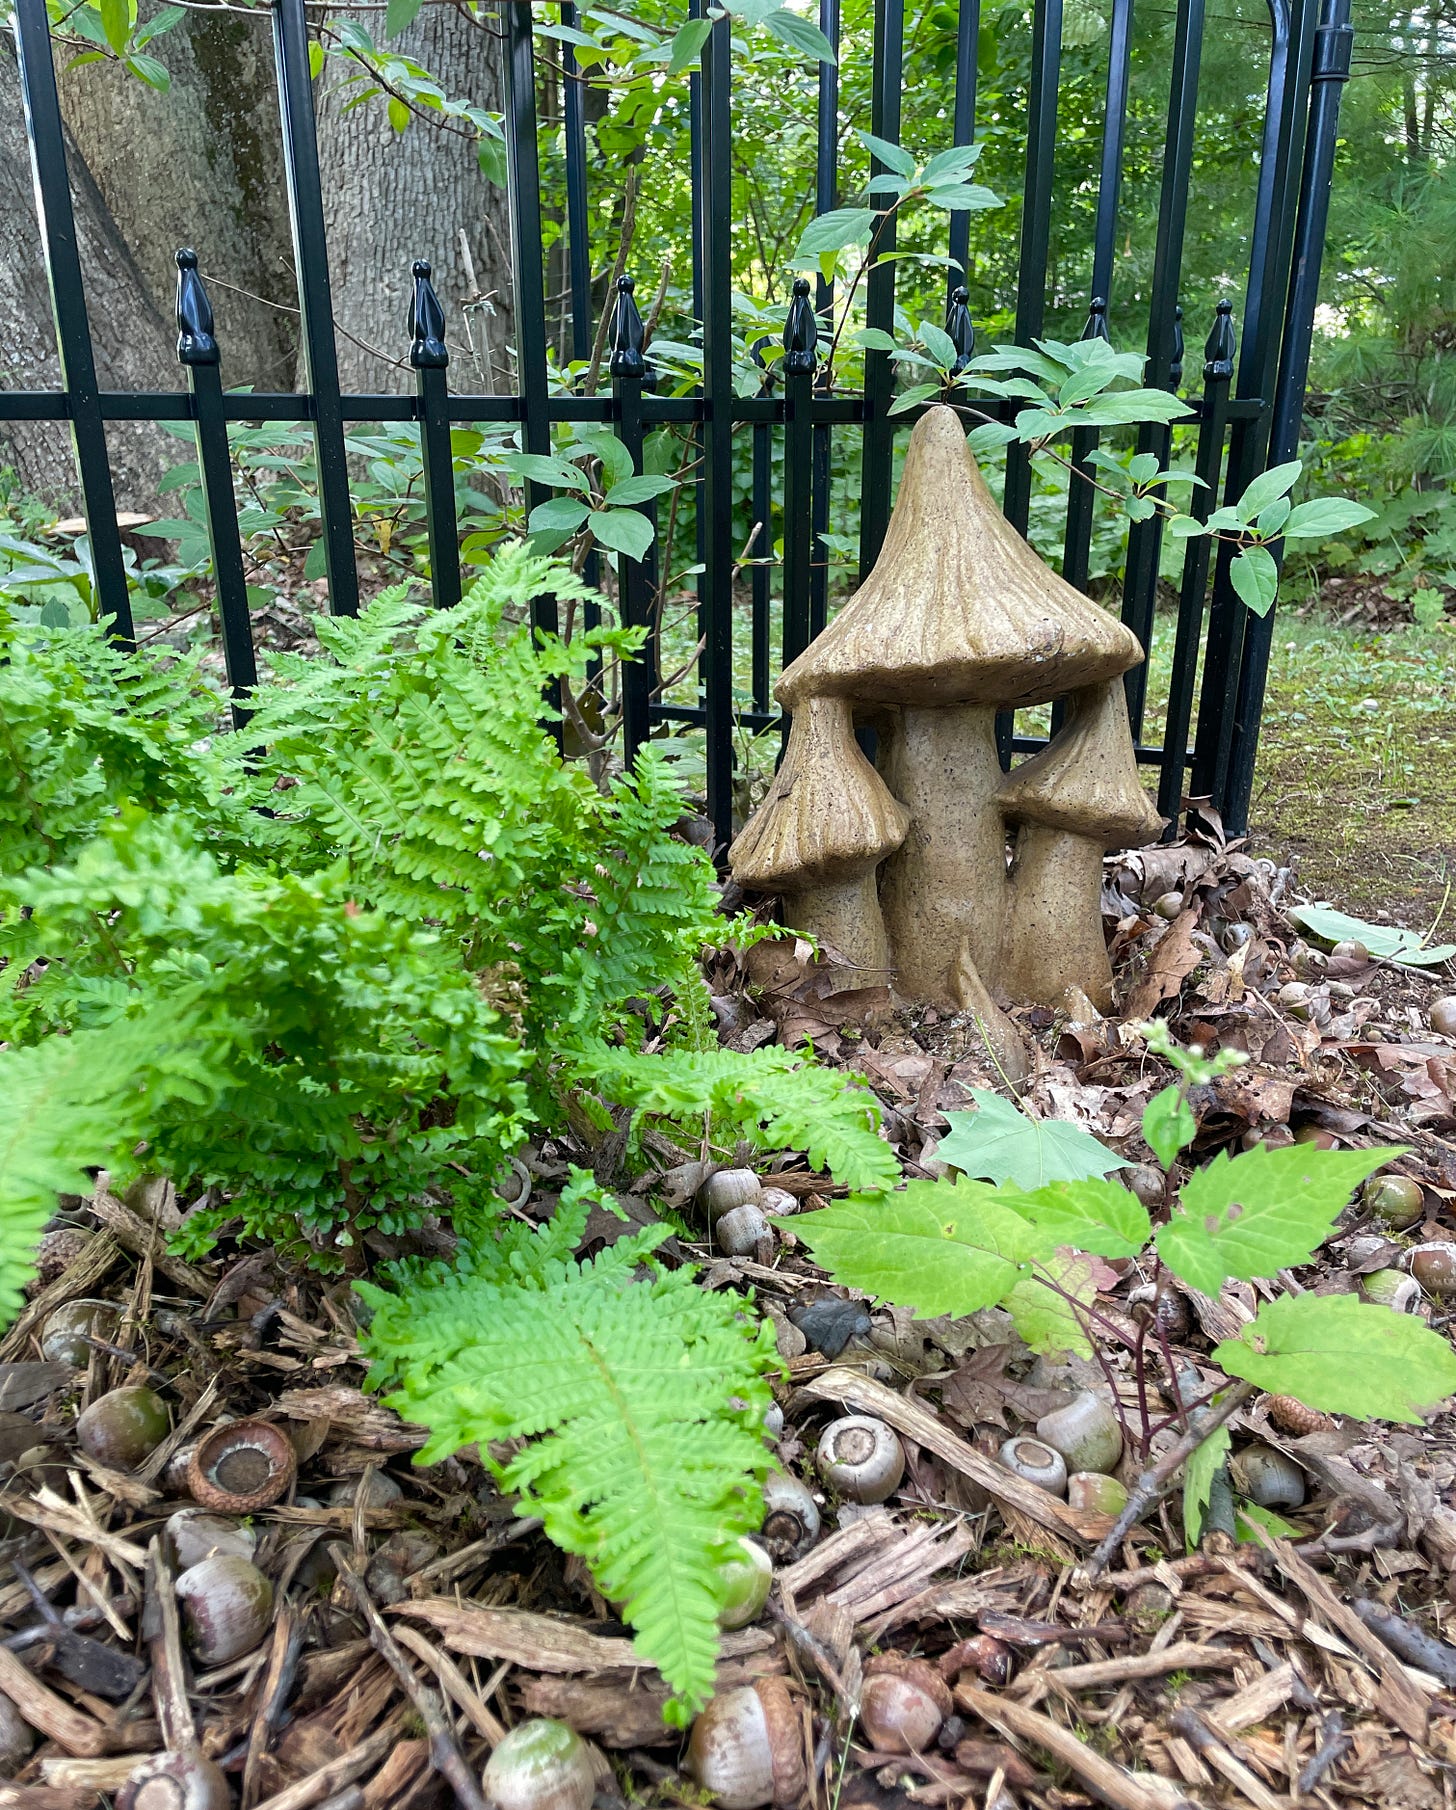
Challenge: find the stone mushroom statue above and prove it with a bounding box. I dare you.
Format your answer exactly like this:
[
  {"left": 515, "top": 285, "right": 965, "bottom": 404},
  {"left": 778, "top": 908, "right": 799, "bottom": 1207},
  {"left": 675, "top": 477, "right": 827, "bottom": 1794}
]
[
  {"left": 770, "top": 405, "right": 1144, "bottom": 1005},
  {"left": 996, "top": 677, "right": 1164, "bottom": 1010},
  {"left": 729, "top": 695, "right": 911, "bottom": 989}
]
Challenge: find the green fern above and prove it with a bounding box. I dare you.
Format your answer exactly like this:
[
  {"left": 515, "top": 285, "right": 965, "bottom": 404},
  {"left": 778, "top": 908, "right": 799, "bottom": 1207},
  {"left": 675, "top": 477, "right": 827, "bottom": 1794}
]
[
  {"left": 578, "top": 1041, "right": 901, "bottom": 1193},
  {"left": 359, "top": 1177, "right": 779, "bottom": 1719},
  {"left": 0, "top": 1007, "right": 210, "bottom": 1327}
]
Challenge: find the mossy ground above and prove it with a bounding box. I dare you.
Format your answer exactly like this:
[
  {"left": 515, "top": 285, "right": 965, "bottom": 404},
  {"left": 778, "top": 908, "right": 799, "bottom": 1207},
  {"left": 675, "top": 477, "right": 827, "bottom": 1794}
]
[{"left": 1246, "top": 615, "right": 1456, "bottom": 928}]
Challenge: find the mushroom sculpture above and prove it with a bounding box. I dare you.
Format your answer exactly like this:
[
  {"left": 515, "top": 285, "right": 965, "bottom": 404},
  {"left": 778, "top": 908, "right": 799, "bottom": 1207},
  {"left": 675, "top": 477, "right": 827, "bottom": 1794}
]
[
  {"left": 769, "top": 405, "right": 1144, "bottom": 1005},
  {"left": 729, "top": 695, "right": 911, "bottom": 990},
  {"left": 996, "top": 677, "right": 1164, "bottom": 1010}
]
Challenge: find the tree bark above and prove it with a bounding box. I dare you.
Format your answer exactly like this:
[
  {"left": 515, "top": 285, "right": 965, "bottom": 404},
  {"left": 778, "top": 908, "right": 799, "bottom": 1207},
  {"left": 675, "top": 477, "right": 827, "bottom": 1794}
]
[
  {"left": 314, "top": 10, "right": 513, "bottom": 392},
  {"left": 56, "top": 12, "right": 297, "bottom": 392},
  {"left": 0, "top": 47, "right": 175, "bottom": 509}
]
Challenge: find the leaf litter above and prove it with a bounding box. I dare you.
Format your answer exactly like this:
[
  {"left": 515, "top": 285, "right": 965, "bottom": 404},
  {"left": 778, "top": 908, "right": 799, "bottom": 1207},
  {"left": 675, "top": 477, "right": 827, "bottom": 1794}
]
[{"left": 3, "top": 817, "right": 1456, "bottom": 1807}]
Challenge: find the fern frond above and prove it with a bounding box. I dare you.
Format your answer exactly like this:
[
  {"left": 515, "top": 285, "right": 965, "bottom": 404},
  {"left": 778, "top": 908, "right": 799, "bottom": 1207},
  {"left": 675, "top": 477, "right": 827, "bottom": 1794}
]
[
  {"left": 577, "top": 1042, "right": 900, "bottom": 1194},
  {"left": 360, "top": 1199, "right": 779, "bottom": 1718}
]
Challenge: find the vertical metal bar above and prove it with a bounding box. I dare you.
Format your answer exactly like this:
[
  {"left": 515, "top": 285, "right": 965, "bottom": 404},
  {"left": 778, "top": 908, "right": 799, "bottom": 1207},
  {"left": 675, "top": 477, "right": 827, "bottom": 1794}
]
[
  {"left": 857, "top": 0, "right": 906, "bottom": 579},
  {"left": 175, "top": 251, "right": 257, "bottom": 722},
  {"left": 609, "top": 277, "right": 654, "bottom": 759},
  {"left": 1120, "top": 0, "right": 1203, "bottom": 740},
  {"left": 272, "top": 0, "right": 358, "bottom": 617},
  {"left": 751, "top": 419, "right": 772, "bottom": 709},
  {"left": 1061, "top": 297, "right": 1110, "bottom": 598},
  {"left": 1001, "top": 0, "right": 1063, "bottom": 535},
  {"left": 700, "top": 14, "right": 735, "bottom": 845},
  {"left": 503, "top": 1, "right": 558, "bottom": 646},
  {"left": 561, "top": 3, "right": 594, "bottom": 367},
  {"left": 12, "top": 0, "right": 133, "bottom": 644},
  {"left": 1157, "top": 300, "right": 1235, "bottom": 827},
  {"left": 946, "top": 0, "right": 980, "bottom": 288},
  {"left": 809, "top": 0, "right": 840, "bottom": 638},
  {"left": 1223, "top": 0, "right": 1352, "bottom": 834},
  {"left": 782, "top": 278, "right": 817, "bottom": 673},
  {"left": 409, "top": 260, "right": 461, "bottom": 612},
  {"left": 1192, "top": 0, "right": 1317, "bottom": 800}
]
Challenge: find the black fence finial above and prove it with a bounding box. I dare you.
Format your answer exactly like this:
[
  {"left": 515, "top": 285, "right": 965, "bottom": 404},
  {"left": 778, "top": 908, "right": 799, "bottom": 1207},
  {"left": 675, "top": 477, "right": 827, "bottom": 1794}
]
[
  {"left": 1169, "top": 303, "right": 1186, "bottom": 388},
  {"left": 783, "top": 275, "right": 818, "bottom": 375},
  {"left": 608, "top": 275, "right": 647, "bottom": 380},
  {"left": 946, "top": 284, "right": 975, "bottom": 373},
  {"left": 1204, "top": 298, "right": 1236, "bottom": 382},
  {"left": 175, "top": 249, "right": 218, "bottom": 367},
  {"left": 1082, "top": 295, "right": 1110, "bottom": 343},
  {"left": 409, "top": 260, "right": 449, "bottom": 369}
]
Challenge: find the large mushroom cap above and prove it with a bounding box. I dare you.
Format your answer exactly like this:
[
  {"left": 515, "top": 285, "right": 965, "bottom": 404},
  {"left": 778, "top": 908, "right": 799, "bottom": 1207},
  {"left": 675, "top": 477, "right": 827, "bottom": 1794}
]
[
  {"left": 730, "top": 696, "right": 911, "bottom": 889},
  {"left": 776, "top": 406, "right": 1143, "bottom": 709},
  {"left": 996, "top": 678, "right": 1164, "bottom": 847}
]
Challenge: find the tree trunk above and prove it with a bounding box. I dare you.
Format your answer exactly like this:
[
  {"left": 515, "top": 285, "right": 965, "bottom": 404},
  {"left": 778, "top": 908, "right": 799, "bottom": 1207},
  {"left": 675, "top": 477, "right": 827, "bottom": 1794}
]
[
  {"left": 57, "top": 14, "right": 297, "bottom": 393},
  {"left": 0, "top": 48, "right": 174, "bottom": 509},
  {"left": 314, "top": 12, "right": 513, "bottom": 392}
]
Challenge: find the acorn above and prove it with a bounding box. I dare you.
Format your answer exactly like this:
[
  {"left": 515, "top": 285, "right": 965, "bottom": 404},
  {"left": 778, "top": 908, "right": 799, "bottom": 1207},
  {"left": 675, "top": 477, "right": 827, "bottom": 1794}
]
[
  {"left": 1431, "top": 997, "right": 1456, "bottom": 1039},
  {"left": 719, "top": 1538, "right": 773, "bottom": 1631},
  {"left": 717, "top": 1204, "right": 773, "bottom": 1259},
  {"left": 998, "top": 1436, "right": 1067, "bottom": 1496},
  {"left": 326, "top": 1469, "right": 402, "bottom": 1509},
  {"left": 815, "top": 1415, "right": 905, "bottom": 1504},
  {"left": 1220, "top": 921, "right": 1255, "bottom": 955},
  {"left": 1265, "top": 1395, "right": 1331, "bottom": 1437},
  {"left": 1278, "top": 981, "right": 1314, "bottom": 1020},
  {"left": 700, "top": 1170, "right": 762, "bottom": 1217},
  {"left": 481, "top": 1717, "right": 595, "bottom": 1810},
  {"left": 1330, "top": 939, "right": 1370, "bottom": 962},
  {"left": 1234, "top": 1445, "right": 1305, "bottom": 1510},
  {"left": 1361, "top": 1174, "right": 1425, "bottom": 1231},
  {"left": 75, "top": 1386, "right": 169, "bottom": 1472},
  {"left": 762, "top": 1403, "right": 784, "bottom": 1441},
  {"left": 188, "top": 1420, "right": 296, "bottom": 1513},
  {"left": 1362, "top": 1268, "right": 1421, "bottom": 1312},
  {"left": 1152, "top": 891, "right": 1184, "bottom": 921},
  {"left": 859, "top": 1655, "right": 953, "bottom": 1754},
  {"left": 1293, "top": 1125, "right": 1338, "bottom": 1151},
  {"left": 40, "top": 1298, "right": 119, "bottom": 1366},
  {"left": 1068, "top": 1472, "right": 1129, "bottom": 1516},
  {"left": 940, "top": 1634, "right": 1012, "bottom": 1687},
  {"left": 1035, "top": 1392, "right": 1122, "bottom": 1476},
  {"left": 686, "top": 1678, "right": 805, "bottom": 1808},
  {"left": 175, "top": 1554, "right": 274, "bottom": 1666},
  {"left": 1242, "top": 1123, "right": 1295, "bottom": 1150},
  {"left": 1408, "top": 1243, "right": 1456, "bottom": 1296},
  {"left": 1290, "top": 941, "right": 1327, "bottom": 977},
  {"left": 1123, "top": 1164, "right": 1165, "bottom": 1209},
  {"left": 117, "top": 1749, "right": 230, "bottom": 1810},
  {"left": 760, "top": 1471, "right": 820, "bottom": 1557},
  {"left": 759, "top": 1187, "right": 799, "bottom": 1217},
  {"left": 166, "top": 1509, "right": 258, "bottom": 1571}
]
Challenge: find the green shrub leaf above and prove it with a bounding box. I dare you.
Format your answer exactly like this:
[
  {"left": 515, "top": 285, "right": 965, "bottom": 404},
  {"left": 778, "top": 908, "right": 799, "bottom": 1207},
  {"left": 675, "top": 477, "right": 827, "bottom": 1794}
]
[
  {"left": 1213, "top": 1293, "right": 1456, "bottom": 1423},
  {"left": 1156, "top": 1142, "right": 1394, "bottom": 1293},
  {"left": 1002, "top": 1177, "right": 1151, "bottom": 1259},
  {"left": 1183, "top": 1422, "right": 1232, "bottom": 1548},
  {"left": 938, "top": 1090, "right": 1128, "bottom": 1190},
  {"left": 1142, "top": 1084, "right": 1195, "bottom": 1168},
  {"left": 1004, "top": 1251, "right": 1095, "bottom": 1358}
]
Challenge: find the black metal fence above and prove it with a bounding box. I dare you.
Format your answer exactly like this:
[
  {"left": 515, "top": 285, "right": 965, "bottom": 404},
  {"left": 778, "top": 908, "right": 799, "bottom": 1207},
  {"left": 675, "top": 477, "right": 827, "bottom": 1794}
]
[{"left": 2, "top": 0, "right": 1352, "bottom": 847}]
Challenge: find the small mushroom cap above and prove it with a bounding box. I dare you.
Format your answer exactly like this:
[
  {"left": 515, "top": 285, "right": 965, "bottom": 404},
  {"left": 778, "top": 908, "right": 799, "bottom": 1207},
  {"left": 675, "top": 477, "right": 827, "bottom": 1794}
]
[
  {"left": 730, "top": 695, "right": 910, "bottom": 889},
  {"left": 776, "top": 405, "right": 1143, "bottom": 708},
  {"left": 997, "top": 678, "right": 1164, "bottom": 848}
]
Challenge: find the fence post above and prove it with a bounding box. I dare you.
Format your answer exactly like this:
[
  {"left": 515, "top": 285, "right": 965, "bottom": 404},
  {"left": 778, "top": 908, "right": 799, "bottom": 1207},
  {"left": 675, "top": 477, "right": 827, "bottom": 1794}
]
[
  {"left": 1157, "top": 299, "right": 1236, "bottom": 828},
  {"left": 175, "top": 251, "right": 258, "bottom": 724},
  {"left": 609, "top": 276, "right": 655, "bottom": 761},
  {"left": 271, "top": 0, "right": 359, "bottom": 617},
  {"left": 1222, "top": 0, "right": 1353, "bottom": 835},
  {"left": 408, "top": 262, "right": 461, "bottom": 612},
  {"left": 12, "top": 0, "right": 133, "bottom": 645},
  {"left": 781, "top": 278, "right": 818, "bottom": 675}
]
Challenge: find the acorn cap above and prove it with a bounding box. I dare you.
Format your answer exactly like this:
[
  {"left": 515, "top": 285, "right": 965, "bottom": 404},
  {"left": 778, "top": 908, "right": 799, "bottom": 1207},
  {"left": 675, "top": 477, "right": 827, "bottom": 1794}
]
[
  {"left": 997, "top": 677, "right": 1164, "bottom": 848},
  {"left": 776, "top": 405, "right": 1142, "bottom": 708},
  {"left": 754, "top": 1677, "right": 807, "bottom": 1806},
  {"left": 187, "top": 1419, "right": 296, "bottom": 1513},
  {"left": 730, "top": 695, "right": 910, "bottom": 890}
]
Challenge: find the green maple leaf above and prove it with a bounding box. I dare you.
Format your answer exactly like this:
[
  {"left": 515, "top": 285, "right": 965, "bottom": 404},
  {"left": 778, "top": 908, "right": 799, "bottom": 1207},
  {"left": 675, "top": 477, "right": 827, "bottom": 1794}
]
[
  {"left": 1156, "top": 1142, "right": 1396, "bottom": 1293},
  {"left": 1214, "top": 1293, "right": 1456, "bottom": 1423},
  {"left": 938, "top": 1090, "right": 1128, "bottom": 1190},
  {"left": 785, "top": 1178, "right": 1053, "bottom": 1319},
  {"left": 1002, "top": 1177, "right": 1151, "bottom": 1259}
]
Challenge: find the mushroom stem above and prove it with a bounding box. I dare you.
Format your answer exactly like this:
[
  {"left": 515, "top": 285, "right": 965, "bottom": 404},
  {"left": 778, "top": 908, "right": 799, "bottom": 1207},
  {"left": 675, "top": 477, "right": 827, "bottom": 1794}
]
[
  {"left": 877, "top": 704, "right": 1007, "bottom": 1003},
  {"left": 786, "top": 875, "right": 892, "bottom": 990},
  {"left": 1001, "top": 827, "right": 1112, "bottom": 1009}
]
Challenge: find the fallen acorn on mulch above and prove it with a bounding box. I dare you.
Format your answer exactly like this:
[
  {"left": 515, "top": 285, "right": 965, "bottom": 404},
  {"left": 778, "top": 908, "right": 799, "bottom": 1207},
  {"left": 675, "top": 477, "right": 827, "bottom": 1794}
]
[{"left": 4, "top": 826, "right": 1456, "bottom": 1809}]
